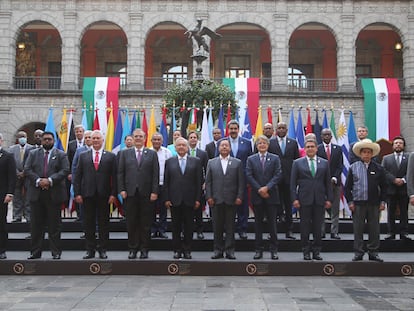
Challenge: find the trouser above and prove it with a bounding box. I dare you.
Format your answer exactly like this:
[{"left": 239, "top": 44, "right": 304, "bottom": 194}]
[
  {"left": 171, "top": 204, "right": 193, "bottom": 252},
  {"left": 125, "top": 194, "right": 152, "bottom": 252},
  {"left": 300, "top": 204, "right": 324, "bottom": 254},
  {"left": 83, "top": 196, "right": 110, "bottom": 252},
  {"left": 212, "top": 204, "right": 237, "bottom": 254},
  {"left": 387, "top": 193, "right": 409, "bottom": 235},
  {"left": 353, "top": 202, "right": 380, "bottom": 256},
  {"left": 253, "top": 203, "right": 279, "bottom": 251}
]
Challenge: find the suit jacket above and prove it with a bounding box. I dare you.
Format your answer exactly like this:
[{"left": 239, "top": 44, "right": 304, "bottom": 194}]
[
  {"left": 317, "top": 143, "right": 343, "bottom": 181},
  {"left": 205, "top": 156, "right": 244, "bottom": 206},
  {"left": 407, "top": 153, "right": 414, "bottom": 197},
  {"left": 290, "top": 156, "right": 333, "bottom": 206},
  {"left": 8, "top": 143, "right": 33, "bottom": 173},
  {"left": 117, "top": 147, "right": 159, "bottom": 197},
  {"left": 246, "top": 153, "right": 282, "bottom": 205},
  {"left": 164, "top": 156, "right": 202, "bottom": 207},
  {"left": 217, "top": 137, "right": 252, "bottom": 169},
  {"left": 71, "top": 145, "right": 90, "bottom": 182},
  {"left": 24, "top": 147, "right": 69, "bottom": 203},
  {"left": 189, "top": 148, "right": 208, "bottom": 179},
  {"left": 205, "top": 141, "right": 217, "bottom": 160},
  {"left": 73, "top": 149, "right": 117, "bottom": 199},
  {"left": 67, "top": 139, "right": 81, "bottom": 167},
  {"left": 381, "top": 152, "right": 409, "bottom": 196},
  {"left": 268, "top": 136, "right": 299, "bottom": 184},
  {"left": 0, "top": 148, "right": 16, "bottom": 198}
]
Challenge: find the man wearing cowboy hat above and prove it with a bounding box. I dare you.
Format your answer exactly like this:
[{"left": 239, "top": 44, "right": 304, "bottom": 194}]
[{"left": 345, "top": 139, "right": 387, "bottom": 262}]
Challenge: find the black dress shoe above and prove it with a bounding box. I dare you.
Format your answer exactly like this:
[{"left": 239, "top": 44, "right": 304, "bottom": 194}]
[
  {"left": 173, "top": 251, "right": 181, "bottom": 259},
  {"left": 140, "top": 251, "right": 148, "bottom": 259},
  {"left": 159, "top": 232, "right": 168, "bottom": 239},
  {"left": 128, "top": 251, "right": 137, "bottom": 259},
  {"left": 239, "top": 232, "right": 248, "bottom": 240},
  {"left": 331, "top": 234, "right": 341, "bottom": 240},
  {"left": 352, "top": 254, "right": 364, "bottom": 261},
  {"left": 28, "top": 253, "right": 41, "bottom": 260},
  {"left": 211, "top": 252, "right": 224, "bottom": 259},
  {"left": 401, "top": 234, "right": 412, "bottom": 241},
  {"left": 80, "top": 234, "right": 86, "bottom": 239},
  {"left": 303, "top": 253, "right": 311, "bottom": 261},
  {"left": 271, "top": 252, "right": 279, "bottom": 260},
  {"left": 385, "top": 234, "right": 396, "bottom": 240},
  {"left": 83, "top": 251, "right": 95, "bottom": 259},
  {"left": 253, "top": 251, "right": 263, "bottom": 260},
  {"left": 98, "top": 251, "right": 108, "bottom": 259},
  {"left": 286, "top": 232, "right": 296, "bottom": 240},
  {"left": 151, "top": 232, "right": 159, "bottom": 239},
  {"left": 313, "top": 253, "right": 323, "bottom": 261},
  {"left": 226, "top": 253, "right": 236, "bottom": 260},
  {"left": 0, "top": 252, "right": 7, "bottom": 259},
  {"left": 52, "top": 254, "right": 61, "bottom": 260},
  {"left": 183, "top": 252, "right": 192, "bottom": 259},
  {"left": 12, "top": 218, "right": 21, "bottom": 223},
  {"left": 197, "top": 232, "right": 204, "bottom": 240},
  {"left": 368, "top": 254, "right": 384, "bottom": 262}
]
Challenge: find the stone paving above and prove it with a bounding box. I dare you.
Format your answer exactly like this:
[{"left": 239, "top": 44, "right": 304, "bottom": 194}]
[{"left": 0, "top": 275, "right": 413, "bottom": 311}]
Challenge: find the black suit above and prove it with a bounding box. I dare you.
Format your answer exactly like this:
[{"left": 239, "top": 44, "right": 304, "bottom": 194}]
[
  {"left": 205, "top": 141, "right": 218, "bottom": 160},
  {"left": 118, "top": 147, "right": 159, "bottom": 254},
  {"left": 164, "top": 156, "right": 202, "bottom": 253},
  {"left": 268, "top": 136, "right": 299, "bottom": 231},
  {"left": 0, "top": 149, "right": 16, "bottom": 253},
  {"left": 74, "top": 149, "right": 117, "bottom": 253},
  {"left": 24, "top": 147, "right": 69, "bottom": 257}
]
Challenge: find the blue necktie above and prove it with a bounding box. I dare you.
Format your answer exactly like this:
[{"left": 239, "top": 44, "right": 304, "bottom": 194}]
[
  {"left": 281, "top": 138, "right": 286, "bottom": 155},
  {"left": 180, "top": 158, "right": 186, "bottom": 174}
]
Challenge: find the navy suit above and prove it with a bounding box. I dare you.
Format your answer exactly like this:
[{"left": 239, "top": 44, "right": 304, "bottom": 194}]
[
  {"left": 246, "top": 153, "right": 282, "bottom": 252},
  {"left": 290, "top": 156, "right": 332, "bottom": 255}
]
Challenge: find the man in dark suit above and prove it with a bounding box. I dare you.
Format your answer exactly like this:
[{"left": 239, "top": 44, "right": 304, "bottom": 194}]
[
  {"left": 24, "top": 131, "right": 69, "bottom": 260},
  {"left": 205, "top": 128, "right": 222, "bottom": 160},
  {"left": 268, "top": 121, "right": 299, "bottom": 239},
  {"left": 74, "top": 130, "right": 117, "bottom": 260},
  {"left": 118, "top": 128, "right": 159, "bottom": 259},
  {"left": 8, "top": 130, "right": 33, "bottom": 222},
  {"left": 164, "top": 137, "right": 202, "bottom": 259},
  {"left": 381, "top": 136, "right": 411, "bottom": 240},
  {"left": 188, "top": 131, "right": 208, "bottom": 240},
  {"left": 247, "top": 135, "right": 282, "bottom": 260},
  {"left": 206, "top": 139, "right": 244, "bottom": 260},
  {"left": 0, "top": 133, "right": 16, "bottom": 259},
  {"left": 349, "top": 126, "right": 379, "bottom": 164},
  {"left": 407, "top": 152, "right": 414, "bottom": 215},
  {"left": 317, "top": 128, "right": 343, "bottom": 239},
  {"left": 291, "top": 137, "right": 332, "bottom": 261}
]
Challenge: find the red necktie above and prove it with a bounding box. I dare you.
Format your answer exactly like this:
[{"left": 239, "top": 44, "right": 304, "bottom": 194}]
[
  {"left": 94, "top": 151, "right": 99, "bottom": 170},
  {"left": 326, "top": 145, "right": 331, "bottom": 161},
  {"left": 43, "top": 151, "right": 49, "bottom": 177}
]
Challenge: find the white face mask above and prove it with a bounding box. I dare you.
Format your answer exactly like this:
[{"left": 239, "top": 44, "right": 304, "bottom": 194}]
[{"left": 18, "top": 137, "right": 27, "bottom": 146}]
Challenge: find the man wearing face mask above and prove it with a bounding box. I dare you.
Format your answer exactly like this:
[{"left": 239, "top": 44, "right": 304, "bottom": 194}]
[{"left": 8, "top": 131, "right": 33, "bottom": 223}]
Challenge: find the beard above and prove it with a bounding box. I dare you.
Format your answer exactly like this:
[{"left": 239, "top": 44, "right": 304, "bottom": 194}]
[{"left": 43, "top": 143, "right": 53, "bottom": 150}]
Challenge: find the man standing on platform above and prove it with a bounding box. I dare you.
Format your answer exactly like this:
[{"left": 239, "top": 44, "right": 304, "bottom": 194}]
[
  {"left": 0, "top": 133, "right": 16, "bottom": 259},
  {"left": 164, "top": 137, "right": 202, "bottom": 259},
  {"left": 118, "top": 129, "right": 159, "bottom": 259},
  {"left": 263, "top": 123, "right": 274, "bottom": 139},
  {"left": 268, "top": 121, "right": 299, "bottom": 239},
  {"left": 349, "top": 126, "right": 370, "bottom": 164},
  {"left": 247, "top": 135, "right": 282, "bottom": 260},
  {"left": 317, "top": 128, "right": 343, "bottom": 240},
  {"left": 205, "top": 128, "right": 222, "bottom": 160},
  {"left": 206, "top": 140, "right": 244, "bottom": 260},
  {"left": 74, "top": 130, "right": 117, "bottom": 260},
  {"left": 33, "top": 129, "right": 43, "bottom": 149},
  {"left": 407, "top": 152, "right": 414, "bottom": 225},
  {"left": 345, "top": 139, "right": 387, "bottom": 262},
  {"left": 381, "top": 136, "right": 411, "bottom": 241},
  {"left": 291, "top": 137, "right": 332, "bottom": 261},
  {"left": 24, "top": 131, "right": 69, "bottom": 260}
]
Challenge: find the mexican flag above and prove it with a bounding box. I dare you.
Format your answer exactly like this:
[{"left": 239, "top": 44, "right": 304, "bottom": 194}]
[
  {"left": 82, "top": 77, "right": 120, "bottom": 137},
  {"left": 361, "top": 78, "right": 400, "bottom": 141},
  {"left": 223, "top": 78, "right": 260, "bottom": 135}
]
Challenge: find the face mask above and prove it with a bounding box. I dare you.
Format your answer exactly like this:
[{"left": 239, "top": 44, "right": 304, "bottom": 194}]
[{"left": 18, "top": 137, "right": 27, "bottom": 146}]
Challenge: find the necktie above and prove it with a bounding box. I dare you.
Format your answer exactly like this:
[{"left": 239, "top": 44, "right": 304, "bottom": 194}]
[
  {"left": 94, "top": 151, "right": 99, "bottom": 170},
  {"left": 261, "top": 155, "right": 266, "bottom": 170},
  {"left": 191, "top": 149, "right": 195, "bottom": 157},
  {"left": 43, "top": 151, "right": 49, "bottom": 177},
  {"left": 136, "top": 149, "right": 142, "bottom": 165},
  {"left": 20, "top": 147, "right": 25, "bottom": 163},
  {"left": 281, "top": 138, "right": 286, "bottom": 155},
  {"left": 180, "top": 158, "right": 186, "bottom": 174},
  {"left": 232, "top": 141, "right": 238, "bottom": 157},
  {"left": 310, "top": 158, "right": 316, "bottom": 177},
  {"left": 326, "top": 145, "right": 331, "bottom": 161},
  {"left": 397, "top": 154, "right": 401, "bottom": 167}
]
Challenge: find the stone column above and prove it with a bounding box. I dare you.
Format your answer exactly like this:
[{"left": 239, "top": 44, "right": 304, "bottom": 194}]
[
  {"left": 61, "top": 11, "right": 79, "bottom": 90},
  {"left": 0, "top": 10, "right": 13, "bottom": 90},
  {"left": 404, "top": 14, "right": 414, "bottom": 93},
  {"left": 337, "top": 13, "right": 356, "bottom": 92},
  {"left": 127, "top": 12, "right": 144, "bottom": 90},
  {"left": 271, "top": 13, "right": 288, "bottom": 91}
]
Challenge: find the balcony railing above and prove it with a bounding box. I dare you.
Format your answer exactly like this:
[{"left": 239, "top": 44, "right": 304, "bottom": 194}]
[
  {"left": 288, "top": 78, "right": 338, "bottom": 92},
  {"left": 14, "top": 76, "right": 61, "bottom": 90}
]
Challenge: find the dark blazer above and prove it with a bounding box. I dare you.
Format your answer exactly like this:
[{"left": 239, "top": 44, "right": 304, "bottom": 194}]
[
  {"left": 24, "top": 147, "right": 69, "bottom": 203},
  {"left": 381, "top": 152, "right": 409, "bottom": 196},
  {"left": 317, "top": 143, "right": 343, "bottom": 181},
  {"left": 8, "top": 143, "right": 33, "bottom": 173},
  {"left": 189, "top": 148, "right": 208, "bottom": 178},
  {"left": 407, "top": 153, "right": 414, "bottom": 197},
  {"left": 117, "top": 147, "right": 159, "bottom": 197},
  {"left": 205, "top": 141, "right": 217, "bottom": 159},
  {"left": 0, "top": 148, "right": 16, "bottom": 197},
  {"left": 290, "top": 156, "right": 333, "bottom": 206},
  {"left": 268, "top": 136, "right": 299, "bottom": 184},
  {"left": 71, "top": 145, "right": 89, "bottom": 182},
  {"left": 73, "top": 149, "right": 117, "bottom": 199},
  {"left": 246, "top": 153, "right": 282, "bottom": 205},
  {"left": 205, "top": 156, "right": 244, "bottom": 206},
  {"left": 67, "top": 139, "right": 81, "bottom": 167},
  {"left": 164, "top": 156, "right": 202, "bottom": 207}
]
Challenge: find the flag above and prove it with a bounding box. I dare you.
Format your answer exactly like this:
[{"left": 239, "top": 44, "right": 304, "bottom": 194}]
[
  {"left": 296, "top": 108, "right": 305, "bottom": 148},
  {"left": 277, "top": 108, "right": 283, "bottom": 123},
  {"left": 82, "top": 77, "right": 120, "bottom": 138},
  {"left": 141, "top": 109, "right": 148, "bottom": 144},
  {"left": 105, "top": 107, "right": 115, "bottom": 151},
  {"left": 130, "top": 111, "right": 137, "bottom": 134},
  {"left": 45, "top": 107, "right": 58, "bottom": 146},
  {"left": 188, "top": 106, "right": 198, "bottom": 132},
  {"left": 322, "top": 109, "right": 329, "bottom": 129},
  {"left": 337, "top": 109, "right": 351, "bottom": 216},
  {"left": 168, "top": 106, "right": 176, "bottom": 145},
  {"left": 241, "top": 108, "right": 252, "bottom": 140},
  {"left": 288, "top": 108, "right": 296, "bottom": 139},
  {"left": 225, "top": 104, "right": 231, "bottom": 137},
  {"left": 93, "top": 109, "right": 100, "bottom": 130},
  {"left": 313, "top": 109, "right": 322, "bottom": 144},
  {"left": 305, "top": 107, "right": 313, "bottom": 135},
  {"left": 120, "top": 109, "right": 130, "bottom": 150},
  {"left": 81, "top": 105, "right": 89, "bottom": 130},
  {"left": 112, "top": 110, "right": 123, "bottom": 154},
  {"left": 223, "top": 78, "right": 260, "bottom": 135},
  {"left": 267, "top": 106, "right": 273, "bottom": 124},
  {"left": 67, "top": 109, "right": 75, "bottom": 146},
  {"left": 200, "top": 107, "right": 210, "bottom": 150},
  {"left": 57, "top": 108, "right": 68, "bottom": 152},
  {"left": 254, "top": 106, "right": 263, "bottom": 139},
  {"left": 160, "top": 106, "right": 169, "bottom": 147},
  {"left": 147, "top": 107, "right": 157, "bottom": 148},
  {"left": 180, "top": 105, "right": 189, "bottom": 138},
  {"left": 361, "top": 78, "right": 400, "bottom": 141},
  {"left": 217, "top": 105, "right": 225, "bottom": 137},
  {"left": 329, "top": 109, "right": 337, "bottom": 144},
  {"left": 348, "top": 110, "right": 357, "bottom": 145},
  {"left": 207, "top": 106, "right": 214, "bottom": 142}
]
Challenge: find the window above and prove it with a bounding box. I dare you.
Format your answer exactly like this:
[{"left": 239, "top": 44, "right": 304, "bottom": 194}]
[
  {"left": 356, "top": 65, "right": 372, "bottom": 78},
  {"left": 224, "top": 55, "right": 250, "bottom": 78},
  {"left": 162, "top": 64, "right": 188, "bottom": 85},
  {"left": 105, "top": 63, "right": 127, "bottom": 87},
  {"left": 288, "top": 65, "right": 313, "bottom": 90}
]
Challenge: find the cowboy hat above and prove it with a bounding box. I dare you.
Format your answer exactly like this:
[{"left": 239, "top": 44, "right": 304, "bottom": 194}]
[{"left": 352, "top": 138, "right": 380, "bottom": 157}]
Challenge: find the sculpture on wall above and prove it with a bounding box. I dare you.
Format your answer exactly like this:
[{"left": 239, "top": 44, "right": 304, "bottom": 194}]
[{"left": 185, "top": 19, "right": 222, "bottom": 53}]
